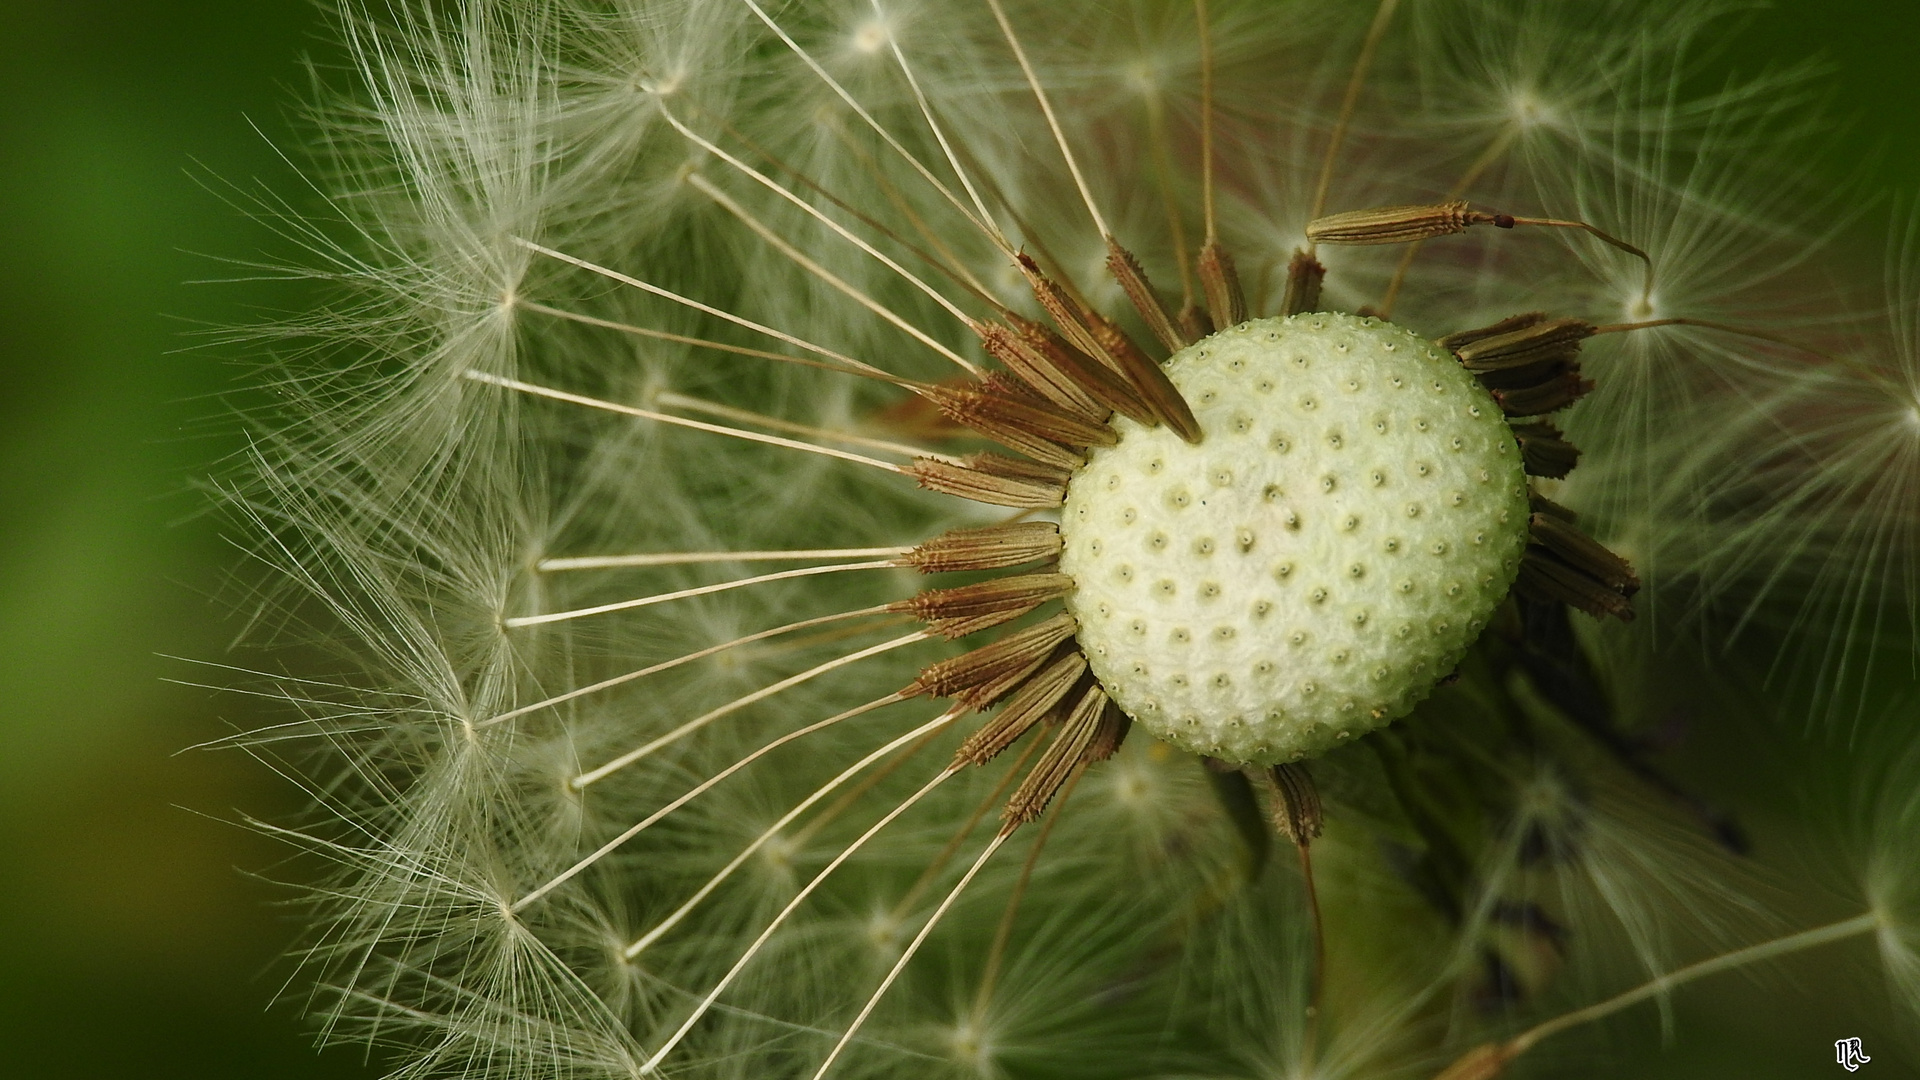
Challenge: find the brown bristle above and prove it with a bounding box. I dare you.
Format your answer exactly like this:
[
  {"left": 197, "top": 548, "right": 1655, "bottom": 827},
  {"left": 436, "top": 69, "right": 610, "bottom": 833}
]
[
  {"left": 952, "top": 649, "right": 1087, "bottom": 767},
  {"left": 889, "top": 572, "right": 1076, "bottom": 639},
  {"left": 904, "top": 521, "right": 1063, "bottom": 574},
  {"left": 1106, "top": 237, "right": 1188, "bottom": 351}
]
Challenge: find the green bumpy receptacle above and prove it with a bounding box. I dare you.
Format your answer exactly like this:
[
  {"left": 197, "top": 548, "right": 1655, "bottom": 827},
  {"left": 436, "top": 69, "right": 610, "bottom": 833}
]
[{"left": 1060, "top": 313, "right": 1530, "bottom": 765}]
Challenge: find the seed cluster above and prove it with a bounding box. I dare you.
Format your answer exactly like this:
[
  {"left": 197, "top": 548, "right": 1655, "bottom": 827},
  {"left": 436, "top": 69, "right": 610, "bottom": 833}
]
[{"left": 1061, "top": 314, "right": 1530, "bottom": 764}]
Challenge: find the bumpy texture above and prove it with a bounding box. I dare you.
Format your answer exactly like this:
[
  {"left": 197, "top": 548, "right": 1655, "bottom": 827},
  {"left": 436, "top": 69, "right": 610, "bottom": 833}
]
[{"left": 1061, "top": 314, "right": 1530, "bottom": 764}]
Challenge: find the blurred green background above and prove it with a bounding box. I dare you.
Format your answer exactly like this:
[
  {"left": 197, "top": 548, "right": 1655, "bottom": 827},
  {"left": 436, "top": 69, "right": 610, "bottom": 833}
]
[{"left": 0, "top": 1, "right": 1911, "bottom": 1077}]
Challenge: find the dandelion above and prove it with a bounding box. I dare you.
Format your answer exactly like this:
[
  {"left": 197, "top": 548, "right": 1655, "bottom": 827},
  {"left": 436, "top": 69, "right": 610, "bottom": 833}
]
[{"left": 223, "top": 1, "right": 1920, "bottom": 1077}]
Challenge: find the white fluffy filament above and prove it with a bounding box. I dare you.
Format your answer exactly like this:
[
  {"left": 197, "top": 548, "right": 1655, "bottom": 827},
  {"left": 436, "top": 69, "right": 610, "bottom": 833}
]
[
  {"left": 511, "top": 692, "right": 907, "bottom": 912},
  {"left": 638, "top": 763, "right": 965, "bottom": 1073},
  {"left": 571, "top": 629, "right": 931, "bottom": 787}
]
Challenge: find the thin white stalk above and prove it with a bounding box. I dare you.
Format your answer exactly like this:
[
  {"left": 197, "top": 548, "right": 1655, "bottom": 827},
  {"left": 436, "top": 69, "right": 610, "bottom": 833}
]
[
  {"left": 506, "top": 560, "right": 900, "bottom": 630},
  {"left": 869, "top": 0, "right": 1007, "bottom": 248},
  {"left": 810, "top": 830, "right": 1011, "bottom": 1079},
  {"left": 982, "top": 0, "right": 1110, "bottom": 240},
  {"left": 512, "top": 237, "right": 893, "bottom": 379},
  {"left": 686, "top": 173, "right": 983, "bottom": 376},
  {"left": 572, "top": 630, "right": 931, "bottom": 788},
  {"left": 518, "top": 300, "right": 905, "bottom": 385},
  {"left": 624, "top": 707, "right": 962, "bottom": 961},
  {"left": 738, "top": 0, "right": 995, "bottom": 238},
  {"left": 658, "top": 103, "right": 981, "bottom": 329},
  {"left": 512, "top": 692, "right": 906, "bottom": 913},
  {"left": 465, "top": 371, "right": 905, "bottom": 477},
  {"left": 539, "top": 548, "right": 911, "bottom": 572},
  {"left": 653, "top": 391, "right": 954, "bottom": 462},
  {"left": 1509, "top": 913, "right": 1881, "bottom": 1056},
  {"left": 475, "top": 605, "right": 892, "bottom": 727},
  {"left": 638, "top": 763, "right": 965, "bottom": 1073}
]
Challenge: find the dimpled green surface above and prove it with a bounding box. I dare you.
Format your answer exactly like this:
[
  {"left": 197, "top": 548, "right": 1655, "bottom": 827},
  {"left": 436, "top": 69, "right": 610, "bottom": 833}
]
[{"left": 1060, "top": 313, "right": 1530, "bottom": 764}]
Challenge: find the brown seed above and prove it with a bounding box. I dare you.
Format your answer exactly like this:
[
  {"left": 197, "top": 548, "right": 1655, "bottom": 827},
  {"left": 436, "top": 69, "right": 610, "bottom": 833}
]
[
  {"left": 1106, "top": 237, "right": 1189, "bottom": 352},
  {"left": 1003, "top": 681, "right": 1109, "bottom": 825},
  {"left": 1528, "top": 514, "right": 1639, "bottom": 596},
  {"left": 1305, "top": 201, "right": 1506, "bottom": 245},
  {"left": 902, "top": 612, "right": 1078, "bottom": 705},
  {"left": 1453, "top": 317, "right": 1595, "bottom": 373},
  {"left": 904, "top": 521, "right": 1063, "bottom": 574},
  {"left": 953, "top": 649, "right": 1087, "bottom": 767},
  {"left": 1198, "top": 239, "right": 1247, "bottom": 329},
  {"left": 909, "top": 454, "right": 1069, "bottom": 508},
  {"left": 1437, "top": 312, "right": 1548, "bottom": 352},
  {"left": 1009, "top": 314, "right": 1157, "bottom": 425},
  {"left": 1508, "top": 421, "right": 1581, "bottom": 479},
  {"left": 1282, "top": 250, "right": 1326, "bottom": 316},
  {"left": 975, "top": 319, "right": 1108, "bottom": 423},
  {"left": 890, "top": 572, "right": 1077, "bottom": 639},
  {"left": 1016, "top": 253, "right": 1202, "bottom": 443},
  {"left": 1491, "top": 372, "right": 1593, "bottom": 416},
  {"left": 1264, "top": 762, "right": 1323, "bottom": 845},
  {"left": 1515, "top": 548, "right": 1635, "bottom": 621}
]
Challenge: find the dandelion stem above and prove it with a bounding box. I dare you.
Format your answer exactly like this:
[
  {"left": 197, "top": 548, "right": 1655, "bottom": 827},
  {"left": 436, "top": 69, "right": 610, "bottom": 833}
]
[
  {"left": 512, "top": 692, "right": 907, "bottom": 912},
  {"left": 812, "top": 829, "right": 1013, "bottom": 1080},
  {"left": 1298, "top": 840, "right": 1326, "bottom": 1070},
  {"left": 573, "top": 630, "right": 931, "bottom": 787},
  {"left": 516, "top": 300, "right": 906, "bottom": 385},
  {"left": 983, "top": 0, "right": 1110, "bottom": 240},
  {"left": 511, "top": 238, "right": 892, "bottom": 379},
  {"left": 639, "top": 763, "right": 966, "bottom": 1072},
  {"left": 687, "top": 173, "right": 984, "bottom": 376},
  {"left": 871, "top": 0, "right": 1008, "bottom": 248},
  {"left": 651, "top": 391, "right": 955, "bottom": 463},
  {"left": 1307, "top": 0, "right": 1402, "bottom": 237},
  {"left": 1195, "top": 0, "right": 1218, "bottom": 248},
  {"left": 739, "top": 0, "right": 999, "bottom": 241},
  {"left": 974, "top": 761, "right": 1083, "bottom": 1016},
  {"left": 659, "top": 103, "right": 983, "bottom": 333},
  {"left": 1433, "top": 912, "right": 1881, "bottom": 1078},
  {"left": 538, "top": 548, "right": 913, "bottom": 572},
  {"left": 1594, "top": 317, "right": 1895, "bottom": 391},
  {"left": 1378, "top": 127, "right": 1518, "bottom": 318},
  {"left": 505, "top": 559, "right": 902, "bottom": 629},
  {"left": 477, "top": 605, "right": 898, "bottom": 726},
  {"left": 1504, "top": 216, "right": 1655, "bottom": 312},
  {"left": 624, "top": 709, "right": 963, "bottom": 961},
  {"left": 892, "top": 732, "right": 1045, "bottom": 919},
  {"left": 785, "top": 726, "right": 946, "bottom": 851}
]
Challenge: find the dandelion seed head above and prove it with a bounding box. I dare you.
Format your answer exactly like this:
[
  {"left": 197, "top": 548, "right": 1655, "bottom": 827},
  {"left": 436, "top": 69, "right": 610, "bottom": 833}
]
[{"left": 221, "top": 0, "right": 1917, "bottom": 1075}]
